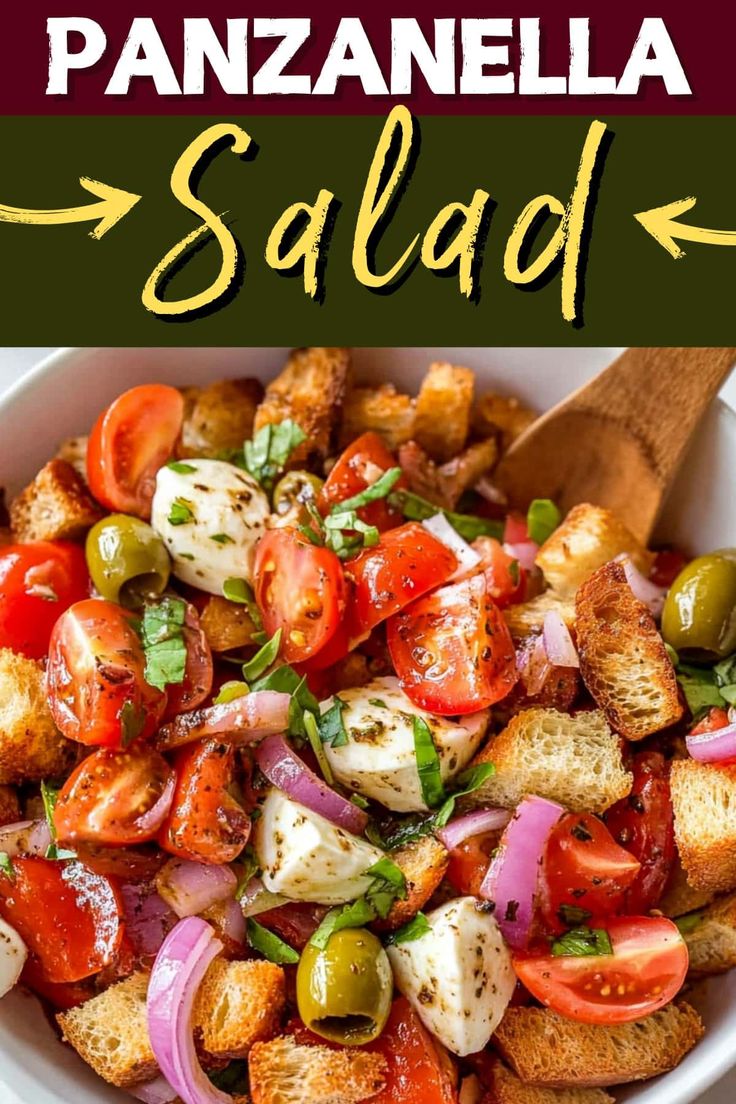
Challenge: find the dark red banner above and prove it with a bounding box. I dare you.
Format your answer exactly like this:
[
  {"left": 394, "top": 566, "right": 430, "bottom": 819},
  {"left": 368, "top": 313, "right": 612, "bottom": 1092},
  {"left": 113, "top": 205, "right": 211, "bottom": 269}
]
[{"left": 0, "top": 0, "right": 732, "bottom": 115}]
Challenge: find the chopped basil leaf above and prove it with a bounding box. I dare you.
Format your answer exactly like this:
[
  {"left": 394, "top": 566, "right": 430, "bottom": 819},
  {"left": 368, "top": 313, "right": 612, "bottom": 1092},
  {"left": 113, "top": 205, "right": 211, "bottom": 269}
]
[
  {"left": 676, "top": 662, "right": 726, "bottom": 720},
  {"left": 389, "top": 488, "right": 503, "bottom": 542},
  {"left": 210, "top": 532, "right": 235, "bottom": 545},
  {"left": 246, "top": 918, "right": 300, "bottom": 964},
  {"left": 413, "top": 716, "right": 446, "bottom": 809},
  {"left": 551, "top": 926, "right": 613, "bottom": 957},
  {"left": 318, "top": 697, "right": 349, "bottom": 748},
  {"left": 526, "top": 498, "right": 561, "bottom": 545},
  {"left": 234, "top": 847, "right": 261, "bottom": 900},
  {"left": 141, "top": 597, "right": 188, "bottom": 692},
  {"left": 168, "top": 497, "right": 195, "bottom": 526},
  {"left": 214, "top": 681, "right": 250, "bottom": 705},
  {"left": 309, "top": 898, "right": 377, "bottom": 951},
  {"left": 351, "top": 793, "right": 370, "bottom": 810},
  {"left": 558, "top": 903, "right": 593, "bottom": 927},
  {"left": 365, "top": 857, "right": 407, "bottom": 919},
  {"left": 167, "top": 461, "right": 197, "bottom": 474},
  {"left": 0, "top": 852, "right": 14, "bottom": 880},
  {"left": 674, "top": 910, "right": 704, "bottom": 935},
  {"left": 714, "top": 653, "right": 736, "bottom": 687},
  {"left": 330, "top": 467, "right": 403, "bottom": 514},
  {"left": 222, "top": 577, "right": 264, "bottom": 630},
  {"left": 298, "top": 523, "right": 324, "bottom": 547},
  {"left": 304, "top": 710, "right": 335, "bottom": 785},
  {"left": 369, "top": 698, "right": 387, "bottom": 709},
  {"left": 250, "top": 665, "right": 319, "bottom": 741},
  {"left": 431, "top": 763, "right": 496, "bottom": 829},
  {"left": 120, "top": 700, "right": 147, "bottom": 748},
  {"left": 386, "top": 912, "right": 431, "bottom": 945},
  {"left": 323, "top": 510, "right": 379, "bottom": 560},
  {"left": 178, "top": 552, "right": 195, "bottom": 561},
  {"left": 244, "top": 420, "right": 307, "bottom": 490},
  {"left": 40, "top": 781, "right": 77, "bottom": 861},
  {"left": 242, "top": 629, "right": 282, "bottom": 682}
]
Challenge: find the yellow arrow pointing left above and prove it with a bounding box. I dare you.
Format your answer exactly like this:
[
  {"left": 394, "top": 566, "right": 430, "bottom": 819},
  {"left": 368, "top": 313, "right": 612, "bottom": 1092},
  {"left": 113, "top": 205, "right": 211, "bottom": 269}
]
[
  {"left": 635, "top": 196, "right": 736, "bottom": 260},
  {"left": 0, "top": 177, "right": 141, "bottom": 240}
]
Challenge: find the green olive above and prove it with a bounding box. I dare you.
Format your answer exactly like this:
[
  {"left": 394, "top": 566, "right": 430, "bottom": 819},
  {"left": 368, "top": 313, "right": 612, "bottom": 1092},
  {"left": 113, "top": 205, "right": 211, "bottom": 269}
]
[
  {"left": 272, "top": 471, "right": 324, "bottom": 516},
  {"left": 296, "top": 928, "right": 392, "bottom": 1045},
  {"left": 86, "top": 514, "right": 171, "bottom": 607},
  {"left": 662, "top": 550, "right": 736, "bottom": 661}
]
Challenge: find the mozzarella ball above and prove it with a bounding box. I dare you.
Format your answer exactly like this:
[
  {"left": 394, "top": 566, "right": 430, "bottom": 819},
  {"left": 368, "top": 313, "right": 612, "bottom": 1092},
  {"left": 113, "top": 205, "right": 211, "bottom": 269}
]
[
  {"left": 151, "top": 459, "right": 269, "bottom": 594},
  {"left": 0, "top": 916, "right": 27, "bottom": 998},
  {"left": 254, "top": 788, "right": 385, "bottom": 905},
  {"left": 387, "top": 897, "right": 515, "bottom": 1055},
  {"left": 322, "top": 677, "right": 489, "bottom": 812}
]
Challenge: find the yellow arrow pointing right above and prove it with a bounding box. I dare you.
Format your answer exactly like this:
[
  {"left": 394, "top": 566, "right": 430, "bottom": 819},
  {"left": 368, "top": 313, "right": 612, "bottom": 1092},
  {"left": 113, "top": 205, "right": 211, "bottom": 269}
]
[
  {"left": 635, "top": 196, "right": 736, "bottom": 260},
  {"left": 0, "top": 177, "right": 141, "bottom": 240}
]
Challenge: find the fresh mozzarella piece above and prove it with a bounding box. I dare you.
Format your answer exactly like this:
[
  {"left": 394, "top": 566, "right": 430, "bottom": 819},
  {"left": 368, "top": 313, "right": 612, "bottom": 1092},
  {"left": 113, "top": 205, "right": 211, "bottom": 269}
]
[
  {"left": 151, "top": 459, "right": 269, "bottom": 594},
  {"left": 322, "top": 677, "right": 489, "bottom": 813},
  {"left": 254, "top": 788, "right": 385, "bottom": 905},
  {"left": 0, "top": 916, "right": 27, "bottom": 998},
  {"left": 387, "top": 896, "right": 515, "bottom": 1056}
]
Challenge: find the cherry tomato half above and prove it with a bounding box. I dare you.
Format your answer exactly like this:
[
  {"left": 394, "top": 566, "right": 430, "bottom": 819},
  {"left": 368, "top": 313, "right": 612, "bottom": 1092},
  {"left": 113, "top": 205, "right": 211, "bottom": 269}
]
[
  {"left": 319, "top": 432, "right": 407, "bottom": 532},
  {"left": 0, "top": 542, "right": 89, "bottom": 659},
  {"left": 445, "top": 831, "right": 499, "bottom": 898},
  {"left": 254, "top": 528, "right": 347, "bottom": 664},
  {"left": 471, "top": 536, "right": 526, "bottom": 607},
  {"left": 87, "top": 384, "right": 184, "bottom": 519},
  {"left": 162, "top": 601, "right": 213, "bottom": 719},
  {"left": 604, "top": 751, "right": 676, "bottom": 913},
  {"left": 47, "top": 597, "right": 167, "bottom": 748},
  {"left": 0, "top": 857, "right": 123, "bottom": 983},
  {"left": 513, "top": 915, "right": 688, "bottom": 1025},
  {"left": 541, "top": 813, "right": 641, "bottom": 934},
  {"left": 387, "top": 573, "right": 518, "bottom": 715},
  {"left": 159, "top": 738, "right": 250, "bottom": 865},
  {"left": 650, "top": 548, "right": 689, "bottom": 589},
  {"left": 54, "top": 745, "right": 175, "bottom": 847},
  {"left": 346, "top": 523, "right": 457, "bottom": 642}
]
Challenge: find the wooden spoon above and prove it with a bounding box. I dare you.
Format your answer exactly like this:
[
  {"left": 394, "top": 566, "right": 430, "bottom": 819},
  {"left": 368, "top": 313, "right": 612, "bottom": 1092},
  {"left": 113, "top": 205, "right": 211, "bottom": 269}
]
[{"left": 493, "top": 347, "right": 736, "bottom": 544}]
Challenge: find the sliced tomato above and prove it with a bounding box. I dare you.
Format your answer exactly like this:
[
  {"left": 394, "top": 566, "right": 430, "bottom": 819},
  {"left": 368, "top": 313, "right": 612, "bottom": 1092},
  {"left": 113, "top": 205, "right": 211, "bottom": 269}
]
[
  {"left": 319, "top": 432, "right": 407, "bottom": 532},
  {"left": 513, "top": 915, "right": 688, "bottom": 1025},
  {"left": 604, "top": 751, "right": 676, "bottom": 913},
  {"left": 54, "top": 745, "right": 175, "bottom": 847},
  {"left": 387, "top": 573, "right": 518, "bottom": 715},
  {"left": 0, "top": 857, "right": 123, "bottom": 983},
  {"left": 0, "top": 541, "right": 89, "bottom": 659},
  {"left": 254, "top": 528, "right": 347, "bottom": 664},
  {"left": 257, "top": 902, "right": 328, "bottom": 951},
  {"left": 471, "top": 536, "right": 526, "bottom": 607},
  {"left": 445, "top": 831, "right": 499, "bottom": 898},
  {"left": 20, "top": 958, "right": 94, "bottom": 1011},
  {"left": 86, "top": 384, "right": 184, "bottom": 518},
  {"left": 159, "top": 738, "right": 250, "bottom": 865},
  {"left": 346, "top": 522, "right": 457, "bottom": 642},
  {"left": 47, "top": 598, "right": 167, "bottom": 748},
  {"left": 650, "top": 548, "right": 689, "bottom": 588},
  {"left": 73, "top": 843, "right": 167, "bottom": 882},
  {"left": 541, "top": 813, "right": 641, "bottom": 934},
  {"left": 690, "top": 707, "right": 730, "bottom": 736},
  {"left": 163, "top": 601, "right": 213, "bottom": 718}
]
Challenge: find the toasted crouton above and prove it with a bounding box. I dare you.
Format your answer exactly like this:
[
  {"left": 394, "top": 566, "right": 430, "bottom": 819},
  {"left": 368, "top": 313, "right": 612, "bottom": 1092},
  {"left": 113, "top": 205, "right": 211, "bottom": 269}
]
[
  {"left": 0, "top": 648, "right": 74, "bottom": 785},
  {"left": 10, "top": 458, "right": 102, "bottom": 542},
  {"left": 249, "top": 1035, "right": 387, "bottom": 1104},
  {"left": 56, "top": 436, "right": 89, "bottom": 479},
  {"left": 470, "top": 708, "right": 631, "bottom": 814},
  {"left": 682, "top": 892, "right": 736, "bottom": 976},
  {"left": 0, "top": 784, "right": 20, "bottom": 826},
  {"left": 413, "top": 362, "right": 474, "bottom": 462},
  {"left": 472, "top": 392, "right": 537, "bottom": 452},
  {"left": 375, "top": 835, "right": 449, "bottom": 932},
  {"left": 178, "top": 378, "right": 263, "bottom": 459},
  {"left": 398, "top": 437, "right": 499, "bottom": 511},
  {"left": 200, "top": 595, "right": 258, "bottom": 652},
  {"left": 494, "top": 661, "right": 580, "bottom": 726},
  {"left": 339, "top": 384, "right": 415, "bottom": 450},
  {"left": 660, "top": 861, "right": 715, "bottom": 918},
  {"left": 535, "top": 504, "right": 653, "bottom": 597},
  {"left": 503, "top": 591, "right": 576, "bottom": 642},
  {"left": 254, "top": 348, "right": 351, "bottom": 466},
  {"left": 59, "top": 960, "right": 286, "bottom": 1089},
  {"left": 493, "top": 1003, "right": 703, "bottom": 1089},
  {"left": 193, "top": 958, "right": 285, "bottom": 1059},
  {"left": 671, "top": 759, "right": 736, "bottom": 893},
  {"left": 575, "top": 561, "right": 682, "bottom": 741},
  {"left": 485, "top": 1061, "right": 614, "bottom": 1104}
]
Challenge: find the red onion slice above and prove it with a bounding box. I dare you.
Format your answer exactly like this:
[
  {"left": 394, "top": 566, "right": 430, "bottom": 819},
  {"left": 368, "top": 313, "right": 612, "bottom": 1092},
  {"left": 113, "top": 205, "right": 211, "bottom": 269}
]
[
  {"left": 422, "top": 514, "right": 481, "bottom": 580},
  {"left": 516, "top": 634, "right": 553, "bottom": 697},
  {"left": 542, "top": 611, "right": 580, "bottom": 668},
  {"left": 436, "top": 807, "right": 512, "bottom": 851},
  {"left": 0, "top": 819, "right": 51, "bottom": 858},
  {"left": 686, "top": 722, "right": 736, "bottom": 763},
  {"left": 129, "top": 1076, "right": 178, "bottom": 1104},
  {"left": 157, "top": 690, "right": 290, "bottom": 750},
  {"left": 156, "top": 859, "right": 237, "bottom": 919},
  {"left": 616, "top": 554, "right": 667, "bottom": 618},
  {"left": 147, "top": 917, "right": 230, "bottom": 1104},
  {"left": 503, "top": 540, "right": 539, "bottom": 572},
  {"left": 503, "top": 514, "right": 529, "bottom": 545},
  {"left": 480, "top": 794, "right": 563, "bottom": 949},
  {"left": 120, "top": 883, "right": 177, "bottom": 959},
  {"left": 256, "top": 733, "right": 369, "bottom": 835}
]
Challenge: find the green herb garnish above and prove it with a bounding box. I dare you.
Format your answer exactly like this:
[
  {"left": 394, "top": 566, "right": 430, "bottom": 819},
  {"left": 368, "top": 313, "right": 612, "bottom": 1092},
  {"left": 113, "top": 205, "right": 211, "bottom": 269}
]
[
  {"left": 389, "top": 488, "right": 503, "bottom": 542},
  {"left": 40, "top": 781, "right": 77, "bottom": 861},
  {"left": 383, "top": 762, "right": 496, "bottom": 850},
  {"left": 250, "top": 665, "right": 320, "bottom": 741},
  {"left": 168, "top": 498, "right": 195, "bottom": 526},
  {"left": 309, "top": 858, "right": 407, "bottom": 950},
  {"left": 369, "top": 698, "right": 388, "bottom": 709},
  {"left": 413, "top": 716, "right": 446, "bottom": 809},
  {"left": 386, "top": 912, "right": 431, "bottom": 945},
  {"left": 674, "top": 910, "right": 704, "bottom": 935},
  {"left": 210, "top": 532, "right": 235, "bottom": 545},
  {"left": 242, "top": 628, "right": 282, "bottom": 682},
  {"left": 214, "top": 681, "right": 250, "bottom": 705},
  {"left": 309, "top": 898, "right": 377, "bottom": 950},
  {"left": 304, "top": 710, "right": 335, "bottom": 785},
  {"left": 526, "top": 498, "right": 561, "bottom": 545},
  {"left": 208, "top": 1061, "right": 248, "bottom": 1093},
  {"left": 244, "top": 420, "right": 307, "bottom": 490},
  {"left": 0, "top": 852, "right": 14, "bottom": 880},
  {"left": 167, "top": 461, "right": 197, "bottom": 474},
  {"left": 331, "top": 468, "right": 403, "bottom": 514},
  {"left": 246, "top": 918, "right": 300, "bottom": 964},
  {"left": 141, "top": 596, "right": 188, "bottom": 692},
  {"left": 551, "top": 926, "right": 613, "bottom": 957},
  {"left": 318, "top": 697, "right": 349, "bottom": 748}
]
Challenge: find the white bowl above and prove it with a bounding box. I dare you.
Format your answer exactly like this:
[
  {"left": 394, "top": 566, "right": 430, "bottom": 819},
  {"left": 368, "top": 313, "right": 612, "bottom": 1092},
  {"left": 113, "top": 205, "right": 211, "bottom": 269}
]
[{"left": 1, "top": 346, "right": 735, "bottom": 1104}]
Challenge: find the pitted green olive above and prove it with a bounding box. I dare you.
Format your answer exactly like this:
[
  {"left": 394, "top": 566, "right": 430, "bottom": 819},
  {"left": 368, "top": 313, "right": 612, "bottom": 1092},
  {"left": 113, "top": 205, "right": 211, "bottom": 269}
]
[
  {"left": 86, "top": 514, "right": 171, "bottom": 607},
  {"left": 296, "top": 928, "right": 392, "bottom": 1045},
  {"left": 272, "top": 471, "right": 324, "bottom": 516},
  {"left": 662, "top": 551, "right": 736, "bottom": 661}
]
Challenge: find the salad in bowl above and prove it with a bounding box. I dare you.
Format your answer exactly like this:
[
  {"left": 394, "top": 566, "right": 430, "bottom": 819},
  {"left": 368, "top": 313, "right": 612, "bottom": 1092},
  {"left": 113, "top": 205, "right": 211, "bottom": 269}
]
[{"left": 0, "top": 347, "right": 735, "bottom": 1104}]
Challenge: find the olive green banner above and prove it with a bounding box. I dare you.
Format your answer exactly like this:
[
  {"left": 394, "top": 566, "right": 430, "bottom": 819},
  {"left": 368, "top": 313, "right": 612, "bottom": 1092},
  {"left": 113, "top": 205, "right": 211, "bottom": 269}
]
[{"left": 0, "top": 114, "right": 734, "bottom": 344}]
